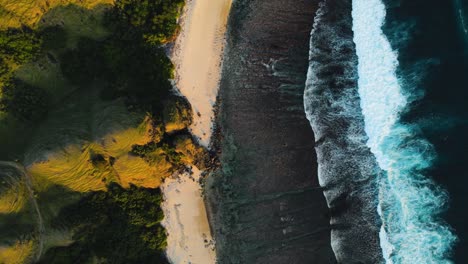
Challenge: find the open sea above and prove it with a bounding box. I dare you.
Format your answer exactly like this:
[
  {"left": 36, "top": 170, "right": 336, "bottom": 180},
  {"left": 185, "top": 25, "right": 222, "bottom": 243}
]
[{"left": 305, "top": 0, "right": 468, "bottom": 262}]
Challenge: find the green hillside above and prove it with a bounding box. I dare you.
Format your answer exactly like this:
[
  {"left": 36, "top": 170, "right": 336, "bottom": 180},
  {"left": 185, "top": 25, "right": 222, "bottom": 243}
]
[{"left": 0, "top": 0, "right": 203, "bottom": 263}]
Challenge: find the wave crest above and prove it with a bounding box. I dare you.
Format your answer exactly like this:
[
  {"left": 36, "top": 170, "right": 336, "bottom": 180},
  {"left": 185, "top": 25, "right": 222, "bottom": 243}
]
[{"left": 351, "top": 0, "right": 457, "bottom": 262}]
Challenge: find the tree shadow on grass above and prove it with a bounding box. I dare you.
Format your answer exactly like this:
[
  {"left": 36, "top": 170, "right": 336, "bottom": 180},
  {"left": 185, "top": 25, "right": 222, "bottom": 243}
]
[{"left": 0, "top": 1, "right": 189, "bottom": 263}]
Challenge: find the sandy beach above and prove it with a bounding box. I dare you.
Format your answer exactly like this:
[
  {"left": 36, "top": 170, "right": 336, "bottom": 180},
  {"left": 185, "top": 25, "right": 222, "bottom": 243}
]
[
  {"left": 161, "top": 167, "right": 215, "bottom": 264},
  {"left": 161, "top": 0, "right": 232, "bottom": 263},
  {"left": 171, "top": 0, "right": 232, "bottom": 147}
]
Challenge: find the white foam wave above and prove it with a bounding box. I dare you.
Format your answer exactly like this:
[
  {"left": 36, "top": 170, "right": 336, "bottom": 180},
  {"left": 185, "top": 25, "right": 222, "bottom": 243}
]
[
  {"left": 305, "top": 1, "right": 384, "bottom": 262},
  {"left": 352, "top": 0, "right": 457, "bottom": 263}
]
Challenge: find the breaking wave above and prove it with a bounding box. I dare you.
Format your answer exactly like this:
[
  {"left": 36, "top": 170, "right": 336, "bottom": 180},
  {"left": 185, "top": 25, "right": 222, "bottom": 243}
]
[
  {"left": 304, "top": 0, "right": 383, "bottom": 262},
  {"left": 352, "top": 0, "right": 456, "bottom": 263},
  {"left": 305, "top": 0, "right": 457, "bottom": 262}
]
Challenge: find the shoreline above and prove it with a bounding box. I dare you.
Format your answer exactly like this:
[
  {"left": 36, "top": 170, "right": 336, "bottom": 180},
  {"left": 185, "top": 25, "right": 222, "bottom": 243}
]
[
  {"left": 161, "top": 0, "right": 232, "bottom": 263},
  {"left": 206, "top": 0, "right": 337, "bottom": 263},
  {"left": 170, "top": 0, "right": 232, "bottom": 147}
]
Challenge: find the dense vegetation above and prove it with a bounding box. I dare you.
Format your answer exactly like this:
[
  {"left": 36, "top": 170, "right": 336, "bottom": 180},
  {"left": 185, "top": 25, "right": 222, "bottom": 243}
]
[
  {"left": 132, "top": 141, "right": 184, "bottom": 168},
  {"left": 50, "top": 1, "right": 180, "bottom": 112},
  {"left": 0, "top": 0, "right": 185, "bottom": 121},
  {"left": 0, "top": 79, "right": 49, "bottom": 120},
  {"left": 0, "top": 27, "right": 42, "bottom": 66},
  {"left": 39, "top": 184, "right": 169, "bottom": 264},
  {"left": 0, "top": 0, "right": 190, "bottom": 263},
  {"left": 114, "top": 0, "right": 184, "bottom": 45},
  {"left": 0, "top": 27, "right": 46, "bottom": 120},
  {"left": 59, "top": 34, "right": 174, "bottom": 110},
  {"left": 37, "top": 1, "right": 188, "bottom": 262}
]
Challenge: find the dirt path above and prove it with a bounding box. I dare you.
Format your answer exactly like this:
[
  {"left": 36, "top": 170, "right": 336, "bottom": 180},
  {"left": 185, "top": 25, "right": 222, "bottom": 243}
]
[{"left": 0, "top": 161, "right": 45, "bottom": 261}]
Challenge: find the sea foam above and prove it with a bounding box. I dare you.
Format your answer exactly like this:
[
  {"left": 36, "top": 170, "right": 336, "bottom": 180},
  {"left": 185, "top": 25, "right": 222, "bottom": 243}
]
[
  {"left": 305, "top": 0, "right": 383, "bottom": 262},
  {"left": 352, "top": 0, "right": 457, "bottom": 263}
]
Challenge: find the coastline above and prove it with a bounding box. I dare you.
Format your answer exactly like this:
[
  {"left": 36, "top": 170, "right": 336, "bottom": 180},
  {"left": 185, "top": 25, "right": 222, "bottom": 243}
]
[
  {"left": 206, "top": 0, "right": 337, "bottom": 263},
  {"left": 161, "top": 167, "right": 216, "bottom": 264},
  {"left": 170, "top": 0, "right": 232, "bottom": 147},
  {"left": 161, "top": 0, "right": 232, "bottom": 263}
]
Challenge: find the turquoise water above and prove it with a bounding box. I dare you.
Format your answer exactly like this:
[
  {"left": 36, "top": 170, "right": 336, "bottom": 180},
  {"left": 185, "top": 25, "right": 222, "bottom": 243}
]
[
  {"left": 455, "top": 0, "right": 468, "bottom": 45},
  {"left": 352, "top": 0, "right": 457, "bottom": 263}
]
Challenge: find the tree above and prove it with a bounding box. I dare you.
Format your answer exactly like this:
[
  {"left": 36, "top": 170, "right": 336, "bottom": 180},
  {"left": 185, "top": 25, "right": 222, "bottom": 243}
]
[
  {"left": 0, "top": 79, "right": 49, "bottom": 121},
  {"left": 41, "top": 184, "right": 169, "bottom": 264},
  {"left": 114, "top": 0, "right": 184, "bottom": 45},
  {"left": 0, "top": 27, "right": 42, "bottom": 64}
]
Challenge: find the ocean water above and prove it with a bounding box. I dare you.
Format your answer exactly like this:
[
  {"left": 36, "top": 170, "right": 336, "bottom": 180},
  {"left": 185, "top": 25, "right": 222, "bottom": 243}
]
[
  {"left": 306, "top": 0, "right": 467, "bottom": 262},
  {"left": 304, "top": 0, "right": 383, "bottom": 262},
  {"left": 381, "top": 0, "right": 468, "bottom": 262},
  {"left": 353, "top": 0, "right": 457, "bottom": 262}
]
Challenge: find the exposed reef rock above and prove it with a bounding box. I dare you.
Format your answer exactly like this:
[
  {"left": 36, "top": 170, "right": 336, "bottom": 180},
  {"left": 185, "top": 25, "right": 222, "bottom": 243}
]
[{"left": 206, "top": 0, "right": 336, "bottom": 263}]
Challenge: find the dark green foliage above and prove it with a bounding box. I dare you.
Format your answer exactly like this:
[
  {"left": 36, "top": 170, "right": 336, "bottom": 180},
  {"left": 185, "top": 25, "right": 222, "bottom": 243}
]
[
  {"left": 0, "top": 212, "right": 37, "bottom": 242},
  {"left": 0, "top": 27, "right": 44, "bottom": 121},
  {"left": 0, "top": 27, "right": 42, "bottom": 64},
  {"left": 39, "top": 0, "right": 182, "bottom": 111},
  {"left": 114, "top": 0, "right": 184, "bottom": 45},
  {"left": 160, "top": 143, "right": 183, "bottom": 166},
  {"left": 0, "top": 58, "right": 10, "bottom": 81},
  {"left": 100, "top": 35, "right": 174, "bottom": 109},
  {"left": 131, "top": 141, "right": 159, "bottom": 156},
  {"left": 131, "top": 141, "right": 183, "bottom": 167},
  {"left": 60, "top": 28, "right": 174, "bottom": 110},
  {"left": 60, "top": 37, "right": 106, "bottom": 85},
  {"left": 41, "top": 184, "right": 169, "bottom": 264},
  {"left": 0, "top": 2, "right": 191, "bottom": 262},
  {"left": 40, "top": 25, "right": 68, "bottom": 50},
  {"left": 0, "top": 79, "right": 49, "bottom": 121},
  {"left": 37, "top": 244, "right": 91, "bottom": 264}
]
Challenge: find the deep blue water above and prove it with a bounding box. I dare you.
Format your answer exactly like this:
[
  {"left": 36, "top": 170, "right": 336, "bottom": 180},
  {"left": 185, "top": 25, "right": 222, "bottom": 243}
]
[
  {"left": 383, "top": 0, "right": 468, "bottom": 262},
  {"left": 305, "top": 0, "right": 468, "bottom": 262}
]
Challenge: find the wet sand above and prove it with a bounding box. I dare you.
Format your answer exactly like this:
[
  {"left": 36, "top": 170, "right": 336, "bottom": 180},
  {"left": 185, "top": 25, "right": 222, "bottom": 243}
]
[{"left": 206, "top": 0, "right": 336, "bottom": 263}]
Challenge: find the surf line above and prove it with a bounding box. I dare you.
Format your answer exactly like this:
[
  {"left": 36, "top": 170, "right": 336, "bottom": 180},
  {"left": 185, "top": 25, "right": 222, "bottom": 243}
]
[{"left": 351, "top": 0, "right": 457, "bottom": 263}]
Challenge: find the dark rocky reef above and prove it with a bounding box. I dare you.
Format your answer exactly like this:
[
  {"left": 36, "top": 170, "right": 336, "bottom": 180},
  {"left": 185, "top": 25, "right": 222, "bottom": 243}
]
[{"left": 206, "top": 0, "right": 336, "bottom": 263}]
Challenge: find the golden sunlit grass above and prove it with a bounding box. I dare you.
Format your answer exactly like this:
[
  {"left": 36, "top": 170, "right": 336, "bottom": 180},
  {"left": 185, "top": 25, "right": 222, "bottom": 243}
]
[
  {"left": 0, "top": 240, "right": 35, "bottom": 264},
  {"left": 0, "top": 163, "right": 29, "bottom": 214},
  {"left": 25, "top": 93, "right": 160, "bottom": 192},
  {"left": 29, "top": 144, "right": 111, "bottom": 193},
  {"left": 93, "top": 104, "right": 153, "bottom": 158},
  {"left": 113, "top": 154, "right": 167, "bottom": 188},
  {"left": 0, "top": 182, "right": 28, "bottom": 214},
  {"left": 175, "top": 135, "right": 206, "bottom": 165},
  {"left": 0, "top": 0, "right": 113, "bottom": 29},
  {"left": 0, "top": 1, "right": 200, "bottom": 262},
  {"left": 0, "top": 1, "right": 113, "bottom": 159}
]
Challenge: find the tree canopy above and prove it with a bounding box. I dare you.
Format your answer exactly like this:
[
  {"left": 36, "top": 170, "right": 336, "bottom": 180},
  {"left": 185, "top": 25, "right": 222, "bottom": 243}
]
[
  {"left": 40, "top": 184, "right": 169, "bottom": 264},
  {"left": 114, "top": 0, "right": 184, "bottom": 45}
]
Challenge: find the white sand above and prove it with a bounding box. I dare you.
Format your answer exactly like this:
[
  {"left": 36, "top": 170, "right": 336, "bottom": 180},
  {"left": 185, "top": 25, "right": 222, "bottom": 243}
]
[
  {"left": 161, "top": 167, "right": 215, "bottom": 264},
  {"left": 171, "top": 0, "right": 232, "bottom": 147},
  {"left": 161, "top": 0, "right": 232, "bottom": 263}
]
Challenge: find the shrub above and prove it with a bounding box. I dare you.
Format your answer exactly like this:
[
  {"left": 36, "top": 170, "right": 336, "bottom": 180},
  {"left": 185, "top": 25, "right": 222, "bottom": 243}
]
[
  {"left": 0, "top": 27, "right": 42, "bottom": 65},
  {"left": 41, "top": 184, "right": 169, "bottom": 264},
  {"left": 114, "top": 0, "right": 184, "bottom": 45},
  {"left": 0, "top": 79, "right": 49, "bottom": 121},
  {"left": 59, "top": 38, "right": 106, "bottom": 85},
  {"left": 40, "top": 25, "right": 68, "bottom": 50}
]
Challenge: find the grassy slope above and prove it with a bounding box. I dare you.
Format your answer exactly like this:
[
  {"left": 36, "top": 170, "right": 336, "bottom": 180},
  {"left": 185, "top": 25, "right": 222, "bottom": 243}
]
[
  {"left": 0, "top": 0, "right": 113, "bottom": 29},
  {"left": 0, "top": 3, "right": 111, "bottom": 159},
  {"left": 0, "top": 1, "right": 199, "bottom": 263}
]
